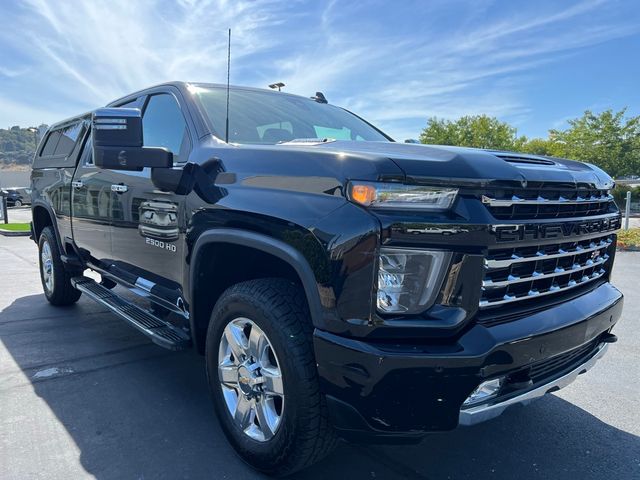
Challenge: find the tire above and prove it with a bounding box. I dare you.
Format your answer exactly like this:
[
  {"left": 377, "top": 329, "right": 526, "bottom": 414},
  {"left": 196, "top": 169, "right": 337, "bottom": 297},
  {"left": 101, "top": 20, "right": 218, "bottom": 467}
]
[
  {"left": 38, "top": 226, "right": 82, "bottom": 306},
  {"left": 14, "top": 200, "right": 22, "bottom": 207},
  {"left": 205, "top": 278, "right": 336, "bottom": 477}
]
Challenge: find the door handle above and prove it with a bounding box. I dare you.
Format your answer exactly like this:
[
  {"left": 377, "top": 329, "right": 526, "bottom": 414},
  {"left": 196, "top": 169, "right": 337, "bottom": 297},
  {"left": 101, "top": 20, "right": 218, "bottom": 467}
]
[
  {"left": 71, "top": 181, "right": 84, "bottom": 189},
  {"left": 111, "top": 184, "right": 128, "bottom": 193}
]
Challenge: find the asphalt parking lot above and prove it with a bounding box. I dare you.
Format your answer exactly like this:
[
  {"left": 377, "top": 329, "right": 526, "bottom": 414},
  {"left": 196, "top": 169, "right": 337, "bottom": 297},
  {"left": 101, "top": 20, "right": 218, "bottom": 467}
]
[{"left": 0, "top": 234, "right": 638, "bottom": 480}]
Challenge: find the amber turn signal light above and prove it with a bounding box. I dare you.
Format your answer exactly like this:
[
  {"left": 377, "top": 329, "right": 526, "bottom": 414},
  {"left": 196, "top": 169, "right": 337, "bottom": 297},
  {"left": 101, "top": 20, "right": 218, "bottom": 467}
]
[{"left": 350, "top": 184, "right": 377, "bottom": 206}]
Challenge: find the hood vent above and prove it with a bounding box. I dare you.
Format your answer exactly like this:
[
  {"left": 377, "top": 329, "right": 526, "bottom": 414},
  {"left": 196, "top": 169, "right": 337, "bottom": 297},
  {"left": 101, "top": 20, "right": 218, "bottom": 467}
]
[{"left": 497, "top": 155, "right": 556, "bottom": 166}]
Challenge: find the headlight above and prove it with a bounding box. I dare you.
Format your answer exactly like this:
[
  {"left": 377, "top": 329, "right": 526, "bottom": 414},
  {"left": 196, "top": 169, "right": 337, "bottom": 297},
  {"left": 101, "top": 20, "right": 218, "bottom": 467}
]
[
  {"left": 348, "top": 182, "right": 458, "bottom": 210},
  {"left": 377, "top": 248, "right": 451, "bottom": 314}
]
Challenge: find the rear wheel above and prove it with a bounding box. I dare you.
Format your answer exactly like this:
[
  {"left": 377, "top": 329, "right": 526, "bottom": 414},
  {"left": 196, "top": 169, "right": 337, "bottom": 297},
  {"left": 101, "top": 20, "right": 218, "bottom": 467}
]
[
  {"left": 38, "top": 226, "right": 82, "bottom": 306},
  {"left": 205, "top": 278, "right": 336, "bottom": 477},
  {"left": 14, "top": 200, "right": 22, "bottom": 207}
]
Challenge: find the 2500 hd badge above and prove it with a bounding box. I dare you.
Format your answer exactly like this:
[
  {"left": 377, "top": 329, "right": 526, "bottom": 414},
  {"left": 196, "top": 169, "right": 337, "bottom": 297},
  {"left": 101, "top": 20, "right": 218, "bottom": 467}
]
[{"left": 145, "top": 236, "right": 177, "bottom": 252}]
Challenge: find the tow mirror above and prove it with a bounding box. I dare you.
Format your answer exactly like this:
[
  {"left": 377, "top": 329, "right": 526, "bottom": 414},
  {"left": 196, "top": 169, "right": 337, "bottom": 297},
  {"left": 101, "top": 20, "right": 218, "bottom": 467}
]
[{"left": 92, "top": 108, "right": 172, "bottom": 171}]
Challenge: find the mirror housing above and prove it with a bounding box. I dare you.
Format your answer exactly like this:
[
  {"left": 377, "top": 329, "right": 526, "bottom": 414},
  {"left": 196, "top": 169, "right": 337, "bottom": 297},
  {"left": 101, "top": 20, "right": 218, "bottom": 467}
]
[
  {"left": 94, "top": 146, "right": 173, "bottom": 171},
  {"left": 92, "top": 108, "right": 173, "bottom": 171},
  {"left": 151, "top": 165, "right": 194, "bottom": 194},
  {"left": 93, "top": 108, "right": 142, "bottom": 147}
]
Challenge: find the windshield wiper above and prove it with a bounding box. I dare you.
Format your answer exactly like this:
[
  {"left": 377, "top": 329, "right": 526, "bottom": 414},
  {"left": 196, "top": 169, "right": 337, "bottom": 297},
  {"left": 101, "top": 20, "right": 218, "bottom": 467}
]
[{"left": 277, "top": 138, "right": 336, "bottom": 145}]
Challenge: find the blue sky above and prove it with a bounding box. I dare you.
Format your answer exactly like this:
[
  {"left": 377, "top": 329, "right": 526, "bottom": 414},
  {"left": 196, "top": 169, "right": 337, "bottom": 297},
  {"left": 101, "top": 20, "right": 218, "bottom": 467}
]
[{"left": 1, "top": 0, "right": 639, "bottom": 141}]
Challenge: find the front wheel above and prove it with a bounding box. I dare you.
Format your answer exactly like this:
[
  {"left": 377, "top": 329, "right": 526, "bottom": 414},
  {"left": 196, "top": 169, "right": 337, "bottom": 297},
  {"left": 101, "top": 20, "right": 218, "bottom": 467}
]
[
  {"left": 38, "top": 226, "right": 82, "bottom": 306},
  {"left": 14, "top": 200, "right": 22, "bottom": 207},
  {"left": 205, "top": 278, "right": 336, "bottom": 476}
]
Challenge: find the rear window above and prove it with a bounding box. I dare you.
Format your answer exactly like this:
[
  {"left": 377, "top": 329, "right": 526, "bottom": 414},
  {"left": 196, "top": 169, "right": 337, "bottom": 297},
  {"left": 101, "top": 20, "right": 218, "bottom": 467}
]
[{"left": 33, "top": 119, "right": 87, "bottom": 169}]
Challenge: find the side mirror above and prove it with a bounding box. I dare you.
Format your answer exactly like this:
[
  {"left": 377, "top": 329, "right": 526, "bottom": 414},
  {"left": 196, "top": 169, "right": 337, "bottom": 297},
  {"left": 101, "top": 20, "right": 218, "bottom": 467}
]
[
  {"left": 151, "top": 165, "right": 194, "bottom": 194},
  {"left": 92, "top": 108, "right": 173, "bottom": 171}
]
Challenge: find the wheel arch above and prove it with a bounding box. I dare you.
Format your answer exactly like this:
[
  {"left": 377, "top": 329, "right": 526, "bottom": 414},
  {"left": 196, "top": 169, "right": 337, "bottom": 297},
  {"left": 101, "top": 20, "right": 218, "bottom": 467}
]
[
  {"left": 31, "top": 201, "right": 63, "bottom": 249},
  {"left": 187, "top": 229, "right": 326, "bottom": 354}
]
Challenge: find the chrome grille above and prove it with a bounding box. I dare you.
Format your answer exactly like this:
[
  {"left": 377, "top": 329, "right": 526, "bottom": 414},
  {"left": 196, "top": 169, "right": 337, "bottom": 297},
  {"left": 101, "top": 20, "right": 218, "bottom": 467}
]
[
  {"left": 480, "top": 234, "right": 613, "bottom": 309},
  {"left": 482, "top": 189, "right": 614, "bottom": 220}
]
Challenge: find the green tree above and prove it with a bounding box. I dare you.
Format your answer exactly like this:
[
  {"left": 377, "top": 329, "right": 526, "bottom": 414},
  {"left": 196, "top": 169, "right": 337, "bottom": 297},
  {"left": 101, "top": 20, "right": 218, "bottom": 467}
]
[
  {"left": 519, "top": 137, "right": 555, "bottom": 156},
  {"left": 418, "top": 109, "right": 640, "bottom": 178},
  {"left": 547, "top": 109, "right": 640, "bottom": 178},
  {"left": 419, "top": 115, "right": 523, "bottom": 150}
]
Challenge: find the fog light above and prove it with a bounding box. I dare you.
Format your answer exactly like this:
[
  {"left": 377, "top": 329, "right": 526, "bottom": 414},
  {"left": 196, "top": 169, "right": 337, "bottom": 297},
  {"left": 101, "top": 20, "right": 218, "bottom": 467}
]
[
  {"left": 463, "top": 378, "right": 504, "bottom": 406},
  {"left": 377, "top": 248, "right": 450, "bottom": 314}
]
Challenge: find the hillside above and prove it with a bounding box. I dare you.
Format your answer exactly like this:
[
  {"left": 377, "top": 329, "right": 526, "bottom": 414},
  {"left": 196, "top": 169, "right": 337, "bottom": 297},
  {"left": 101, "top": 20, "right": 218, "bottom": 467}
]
[{"left": 0, "top": 125, "right": 48, "bottom": 167}]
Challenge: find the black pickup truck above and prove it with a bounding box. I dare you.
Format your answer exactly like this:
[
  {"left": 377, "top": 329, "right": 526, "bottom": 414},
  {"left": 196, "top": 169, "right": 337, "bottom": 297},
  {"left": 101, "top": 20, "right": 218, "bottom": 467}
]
[{"left": 31, "top": 82, "right": 623, "bottom": 476}]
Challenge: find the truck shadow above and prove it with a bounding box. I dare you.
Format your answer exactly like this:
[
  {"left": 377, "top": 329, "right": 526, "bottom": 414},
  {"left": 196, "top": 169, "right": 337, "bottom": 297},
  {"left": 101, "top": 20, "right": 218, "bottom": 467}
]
[{"left": 1, "top": 294, "right": 638, "bottom": 480}]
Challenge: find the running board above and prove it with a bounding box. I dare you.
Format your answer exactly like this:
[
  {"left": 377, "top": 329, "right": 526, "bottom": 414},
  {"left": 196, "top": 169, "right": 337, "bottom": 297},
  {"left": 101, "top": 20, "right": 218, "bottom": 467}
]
[{"left": 72, "top": 276, "right": 191, "bottom": 351}]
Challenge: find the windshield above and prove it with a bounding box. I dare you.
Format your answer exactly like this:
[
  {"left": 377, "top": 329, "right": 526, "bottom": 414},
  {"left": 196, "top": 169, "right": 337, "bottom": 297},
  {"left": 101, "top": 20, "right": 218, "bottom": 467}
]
[{"left": 192, "top": 86, "right": 391, "bottom": 145}]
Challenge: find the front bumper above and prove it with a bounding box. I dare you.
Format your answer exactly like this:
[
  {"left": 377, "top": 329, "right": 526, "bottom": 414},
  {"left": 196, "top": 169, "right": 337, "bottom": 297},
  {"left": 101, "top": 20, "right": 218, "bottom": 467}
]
[
  {"left": 313, "top": 282, "right": 623, "bottom": 443},
  {"left": 458, "top": 341, "right": 609, "bottom": 426}
]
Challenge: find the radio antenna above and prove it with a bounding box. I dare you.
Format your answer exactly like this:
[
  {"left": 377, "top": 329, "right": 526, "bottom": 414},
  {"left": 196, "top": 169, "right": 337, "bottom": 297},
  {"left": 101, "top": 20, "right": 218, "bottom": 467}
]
[{"left": 225, "top": 28, "right": 231, "bottom": 144}]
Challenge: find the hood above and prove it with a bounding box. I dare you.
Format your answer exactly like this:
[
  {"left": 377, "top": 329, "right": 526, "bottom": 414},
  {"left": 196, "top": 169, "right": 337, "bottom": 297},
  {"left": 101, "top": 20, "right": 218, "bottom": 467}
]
[{"left": 307, "top": 141, "right": 614, "bottom": 190}]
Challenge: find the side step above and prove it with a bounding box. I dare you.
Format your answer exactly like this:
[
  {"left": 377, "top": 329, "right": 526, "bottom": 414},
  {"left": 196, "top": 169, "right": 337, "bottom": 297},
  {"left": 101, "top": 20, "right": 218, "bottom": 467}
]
[{"left": 72, "top": 276, "right": 191, "bottom": 351}]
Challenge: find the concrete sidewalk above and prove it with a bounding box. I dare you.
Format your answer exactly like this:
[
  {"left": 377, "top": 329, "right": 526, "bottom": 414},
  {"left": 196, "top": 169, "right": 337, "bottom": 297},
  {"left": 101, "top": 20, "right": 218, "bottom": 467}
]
[{"left": 0, "top": 235, "right": 638, "bottom": 480}]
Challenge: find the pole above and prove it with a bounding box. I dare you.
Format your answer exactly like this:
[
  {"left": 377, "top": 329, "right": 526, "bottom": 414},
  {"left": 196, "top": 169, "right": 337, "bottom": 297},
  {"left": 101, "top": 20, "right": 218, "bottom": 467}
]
[
  {"left": 225, "top": 28, "right": 231, "bottom": 144},
  {"left": 1, "top": 196, "right": 7, "bottom": 224},
  {"left": 624, "top": 191, "right": 631, "bottom": 231}
]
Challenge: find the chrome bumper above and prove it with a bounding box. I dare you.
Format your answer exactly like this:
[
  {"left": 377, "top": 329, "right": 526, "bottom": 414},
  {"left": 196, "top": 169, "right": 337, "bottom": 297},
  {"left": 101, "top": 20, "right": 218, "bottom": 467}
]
[{"left": 459, "top": 342, "right": 609, "bottom": 426}]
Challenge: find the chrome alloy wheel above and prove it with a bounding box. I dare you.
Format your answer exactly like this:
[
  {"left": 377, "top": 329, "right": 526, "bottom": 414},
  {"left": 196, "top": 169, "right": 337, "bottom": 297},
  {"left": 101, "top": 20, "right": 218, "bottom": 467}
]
[
  {"left": 41, "top": 240, "right": 54, "bottom": 293},
  {"left": 218, "top": 317, "right": 284, "bottom": 442}
]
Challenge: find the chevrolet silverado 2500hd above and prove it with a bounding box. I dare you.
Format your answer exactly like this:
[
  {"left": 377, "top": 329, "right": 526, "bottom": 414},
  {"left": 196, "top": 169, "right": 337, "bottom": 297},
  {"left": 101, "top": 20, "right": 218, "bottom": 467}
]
[{"left": 31, "top": 82, "right": 623, "bottom": 476}]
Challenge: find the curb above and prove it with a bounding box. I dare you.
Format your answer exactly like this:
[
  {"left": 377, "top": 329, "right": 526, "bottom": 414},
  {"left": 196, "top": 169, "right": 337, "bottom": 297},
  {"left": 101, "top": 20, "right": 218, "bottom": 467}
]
[
  {"left": 0, "top": 229, "right": 31, "bottom": 237},
  {"left": 617, "top": 246, "right": 640, "bottom": 252}
]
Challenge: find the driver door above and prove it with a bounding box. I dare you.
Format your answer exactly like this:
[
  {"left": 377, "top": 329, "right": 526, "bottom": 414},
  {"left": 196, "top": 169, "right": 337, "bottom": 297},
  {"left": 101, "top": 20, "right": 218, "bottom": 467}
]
[{"left": 108, "top": 91, "right": 191, "bottom": 290}]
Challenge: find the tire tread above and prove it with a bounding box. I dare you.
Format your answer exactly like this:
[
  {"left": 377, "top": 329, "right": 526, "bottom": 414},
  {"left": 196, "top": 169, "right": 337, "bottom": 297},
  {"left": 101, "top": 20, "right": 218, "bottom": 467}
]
[
  {"left": 207, "top": 278, "right": 337, "bottom": 476},
  {"left": 39, "top": 226, "right": 82, "bottom": 306}
]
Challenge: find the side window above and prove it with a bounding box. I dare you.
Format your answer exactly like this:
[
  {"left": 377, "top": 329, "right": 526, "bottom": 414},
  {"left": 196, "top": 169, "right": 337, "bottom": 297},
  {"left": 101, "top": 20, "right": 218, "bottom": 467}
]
[
  {"left": 142, "top": 94, "right": 189, "bottom": 163},
  {"left": 40, "top": 131, "right": 61, "bottom": 156},
  {"left": 33, "top": 120, "right": 86, "bottom": 168},
  {"left": 54, "top": 122, "right": 83, "bottom": 156},
  {"left": 79, "top": 132, "right": 94, "bottom": 166}
]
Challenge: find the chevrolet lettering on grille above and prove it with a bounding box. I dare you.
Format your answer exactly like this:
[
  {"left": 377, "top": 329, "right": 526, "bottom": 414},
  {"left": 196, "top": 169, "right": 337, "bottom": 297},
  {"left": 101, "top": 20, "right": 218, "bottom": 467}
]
[{"left": 492, "top": 216, "right": 621, "bottom": 243}]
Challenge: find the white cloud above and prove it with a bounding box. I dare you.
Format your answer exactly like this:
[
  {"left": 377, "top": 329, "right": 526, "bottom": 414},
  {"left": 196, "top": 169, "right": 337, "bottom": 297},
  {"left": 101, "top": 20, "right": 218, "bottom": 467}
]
[
  {"left": 0, "top": 66, "right": 29, "bottom": 78},
  {"left": 0, "top": 96, "right": 61, "bottom": 128},
  {"left": 0, "top": 0, "right": 638, "bottom": 138},
  {"left": 0, "top": 0, "right": 293, "bottom": 122}
]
